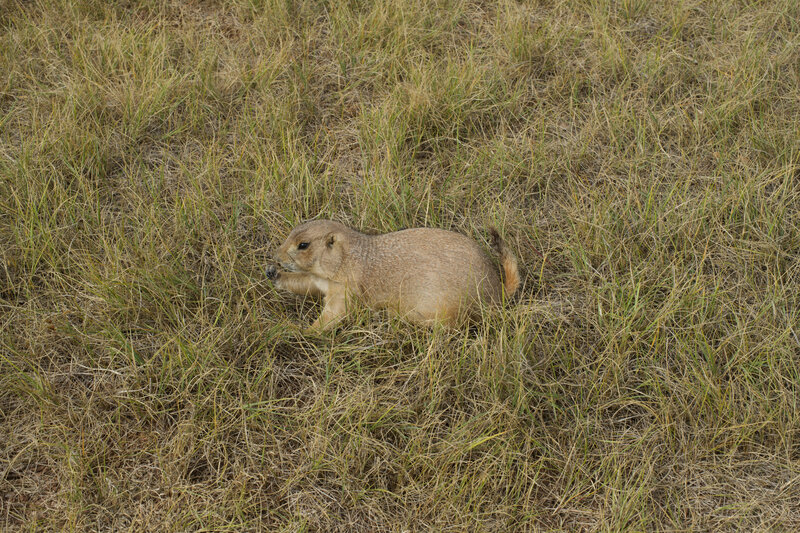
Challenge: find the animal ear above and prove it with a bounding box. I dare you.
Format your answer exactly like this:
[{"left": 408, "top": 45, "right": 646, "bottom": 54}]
[{"left": 326, "top": 232, "right": 336, "bottom": 248}]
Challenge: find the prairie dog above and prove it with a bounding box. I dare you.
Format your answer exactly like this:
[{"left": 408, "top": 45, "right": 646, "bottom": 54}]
[{"left": 267, "top": 220, "right": 519, "bottom": 331}]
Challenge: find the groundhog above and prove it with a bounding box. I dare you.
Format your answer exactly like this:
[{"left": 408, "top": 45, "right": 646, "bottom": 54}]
[{"left": 266, "top": 219, "right": 519, "bottom": 331}]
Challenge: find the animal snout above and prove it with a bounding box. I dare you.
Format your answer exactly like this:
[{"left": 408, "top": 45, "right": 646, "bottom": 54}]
[{"left": 273, "top": 249, "right": 295, "bottom": 270}]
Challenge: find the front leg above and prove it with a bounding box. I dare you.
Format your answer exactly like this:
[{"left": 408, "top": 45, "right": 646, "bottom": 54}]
[
  {"left": 309, "top": 286, "right": 348, "bottom": 332},
  {"left": 267, "top": 266, "right": 329, "bottom": 299},
  {"left": 267, "top": 267, "right": 348, "bottom": 332}
]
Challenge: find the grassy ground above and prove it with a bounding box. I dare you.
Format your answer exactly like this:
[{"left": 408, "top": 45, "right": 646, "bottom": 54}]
[{"left": 2, "top": 0, "right": 799, "bottom": 530}]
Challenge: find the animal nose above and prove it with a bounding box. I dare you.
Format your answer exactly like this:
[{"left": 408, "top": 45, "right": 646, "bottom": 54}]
[{"left": 274, "top": 249, "right": 288, "bottom": 263}]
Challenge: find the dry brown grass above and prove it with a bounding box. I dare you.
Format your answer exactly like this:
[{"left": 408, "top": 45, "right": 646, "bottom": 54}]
[{"left": 2, "top": 0, "right": 800, "bottom": 530}]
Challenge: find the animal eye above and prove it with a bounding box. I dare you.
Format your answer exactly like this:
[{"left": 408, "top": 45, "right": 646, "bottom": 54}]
[{"left": 297, "top": 242, "right": 309, "bottom": 250}]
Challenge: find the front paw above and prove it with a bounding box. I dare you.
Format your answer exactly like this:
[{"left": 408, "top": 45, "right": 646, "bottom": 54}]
[
  {"left": 265, "top": 265, "right": 281, "bottom": 281},
  {"left": 303, "top": 322, "right": 333, "bottom": 336}
]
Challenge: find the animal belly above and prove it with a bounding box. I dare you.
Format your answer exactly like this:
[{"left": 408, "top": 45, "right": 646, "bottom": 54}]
[{"left": 397, "top": 280, "right": 473, "bottom": 324}]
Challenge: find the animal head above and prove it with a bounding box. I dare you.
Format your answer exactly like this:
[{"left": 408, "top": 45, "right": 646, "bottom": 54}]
[{"left": 274, "top": 220, "right": 348, "bottom": 278}]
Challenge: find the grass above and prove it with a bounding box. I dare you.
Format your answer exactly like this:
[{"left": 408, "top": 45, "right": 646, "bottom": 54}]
[{"left": 1, "top": 0, "right": 799, "bottom": 530}]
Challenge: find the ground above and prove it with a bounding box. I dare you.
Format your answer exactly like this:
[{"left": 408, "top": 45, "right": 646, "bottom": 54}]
[{"left": 1, "top": 0, "right": 800, "bottom": 530}]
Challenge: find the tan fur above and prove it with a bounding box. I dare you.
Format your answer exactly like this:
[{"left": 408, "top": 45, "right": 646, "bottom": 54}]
[
  {"left": 489, "top": 227, "right": 520, "bottom": 296},
  {"left": 268, "top": 220, "right": 519, "bottom": 331}
]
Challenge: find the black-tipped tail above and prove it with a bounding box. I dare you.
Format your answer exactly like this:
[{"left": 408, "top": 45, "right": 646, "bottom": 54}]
[{"left": 489, "top": 227, "right": 520, "bottom": 297}]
